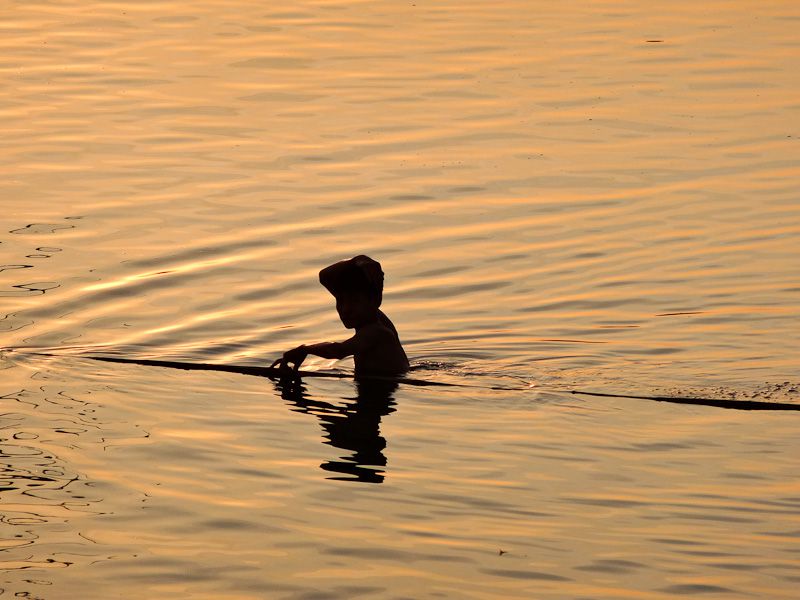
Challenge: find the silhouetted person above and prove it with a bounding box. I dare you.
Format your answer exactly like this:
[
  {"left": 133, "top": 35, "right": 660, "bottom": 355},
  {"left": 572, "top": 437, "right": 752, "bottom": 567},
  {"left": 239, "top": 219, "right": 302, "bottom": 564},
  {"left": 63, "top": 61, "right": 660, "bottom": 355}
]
[
  {"left": 273, "top": 375, "right": 397, "bottom": 483},
  {"left": 272, "top": 255, "right": 409, "bottom": 377}
]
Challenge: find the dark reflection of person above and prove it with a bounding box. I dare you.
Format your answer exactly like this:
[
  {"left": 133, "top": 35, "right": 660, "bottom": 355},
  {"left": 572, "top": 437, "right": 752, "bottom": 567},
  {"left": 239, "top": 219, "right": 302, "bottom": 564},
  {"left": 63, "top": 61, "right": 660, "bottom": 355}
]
[{"left": 272, "top": 375, "right": 397, "bottom": 484}]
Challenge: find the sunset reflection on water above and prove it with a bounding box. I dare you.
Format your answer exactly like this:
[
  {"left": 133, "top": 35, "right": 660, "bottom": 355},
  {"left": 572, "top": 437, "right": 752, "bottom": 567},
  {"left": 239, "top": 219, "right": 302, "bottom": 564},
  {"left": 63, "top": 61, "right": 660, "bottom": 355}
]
[{"left": 1, "top": 0, "right": 799, "bottom": 598}]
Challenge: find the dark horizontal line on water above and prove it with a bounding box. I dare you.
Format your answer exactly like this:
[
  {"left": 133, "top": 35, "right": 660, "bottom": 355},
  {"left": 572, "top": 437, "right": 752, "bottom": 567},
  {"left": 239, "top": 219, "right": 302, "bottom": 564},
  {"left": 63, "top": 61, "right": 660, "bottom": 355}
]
[
  {"left": 8, "top": 351, "right": 800, "bottom": 412},
  {"left": 539, "top": 338, "right": 609, "bottom": 344},
  {"left": 570, "top": 390, "right": 800, "bottom": 411},
  {"left": 21, "top": 352, "right": 457, "bottom": 388}
]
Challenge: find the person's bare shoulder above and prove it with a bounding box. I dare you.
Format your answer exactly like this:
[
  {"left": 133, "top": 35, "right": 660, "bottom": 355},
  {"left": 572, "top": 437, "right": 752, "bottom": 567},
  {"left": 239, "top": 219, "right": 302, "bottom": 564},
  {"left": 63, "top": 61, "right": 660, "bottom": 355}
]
[
  {"left": 353, "top": 320, "right": 394, "bottom": 347},
  {"left": 352, "top": 319, "right": 409, "bottom": 376}
]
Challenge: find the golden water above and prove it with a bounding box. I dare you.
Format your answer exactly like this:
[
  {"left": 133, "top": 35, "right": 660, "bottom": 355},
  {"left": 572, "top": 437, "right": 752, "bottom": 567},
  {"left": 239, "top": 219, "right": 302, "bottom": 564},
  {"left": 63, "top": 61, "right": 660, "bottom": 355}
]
[{"left": 1, "top": 1, "right": 799, "bottom": 598}]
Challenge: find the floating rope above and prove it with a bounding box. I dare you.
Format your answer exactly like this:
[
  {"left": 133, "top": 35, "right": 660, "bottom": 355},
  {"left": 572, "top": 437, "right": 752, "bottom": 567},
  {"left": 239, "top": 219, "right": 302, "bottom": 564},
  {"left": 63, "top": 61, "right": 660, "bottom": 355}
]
[{"left": 10, "top": 352, "right": 800, "bottom": 412}]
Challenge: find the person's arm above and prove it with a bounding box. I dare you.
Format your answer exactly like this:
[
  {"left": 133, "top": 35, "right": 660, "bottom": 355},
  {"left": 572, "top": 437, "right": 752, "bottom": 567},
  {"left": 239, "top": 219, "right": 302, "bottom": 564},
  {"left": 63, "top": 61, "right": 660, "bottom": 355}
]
[
  {"left": 304, "top": 341, "right": 352, "bottom": 359},
  {"left": 272, "top": 329, "right": 376, "bottom": 372}
]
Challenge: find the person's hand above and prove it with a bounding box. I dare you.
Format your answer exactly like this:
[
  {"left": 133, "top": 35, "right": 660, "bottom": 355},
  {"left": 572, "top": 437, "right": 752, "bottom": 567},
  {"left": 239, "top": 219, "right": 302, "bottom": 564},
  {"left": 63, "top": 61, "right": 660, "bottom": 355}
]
[{"left": 270, "top": 345, "right": 308, "bottom": 373}]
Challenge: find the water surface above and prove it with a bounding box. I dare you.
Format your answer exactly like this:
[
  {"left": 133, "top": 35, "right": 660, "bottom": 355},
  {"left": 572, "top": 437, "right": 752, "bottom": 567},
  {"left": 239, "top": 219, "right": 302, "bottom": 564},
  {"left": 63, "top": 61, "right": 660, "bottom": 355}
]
[{"left": 1, "top": 1, "right": 799, "bottom": 598}]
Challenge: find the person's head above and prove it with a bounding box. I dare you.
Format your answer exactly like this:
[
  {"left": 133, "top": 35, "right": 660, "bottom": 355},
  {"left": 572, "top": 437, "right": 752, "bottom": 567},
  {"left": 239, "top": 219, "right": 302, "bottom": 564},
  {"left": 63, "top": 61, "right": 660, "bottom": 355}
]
[
  {"left": 319, "top": 255, "right": 384, "bottom": 329},
  {"left": 333, "top": 287, "right": 379, "bottom": 329}
]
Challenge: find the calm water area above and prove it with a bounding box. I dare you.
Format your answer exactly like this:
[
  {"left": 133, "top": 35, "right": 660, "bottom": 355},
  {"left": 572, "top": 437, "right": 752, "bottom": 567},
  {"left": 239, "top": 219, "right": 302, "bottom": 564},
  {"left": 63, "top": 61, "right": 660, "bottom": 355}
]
[{"left": 1, "top": 1, "right": 799, "bottom": 598}]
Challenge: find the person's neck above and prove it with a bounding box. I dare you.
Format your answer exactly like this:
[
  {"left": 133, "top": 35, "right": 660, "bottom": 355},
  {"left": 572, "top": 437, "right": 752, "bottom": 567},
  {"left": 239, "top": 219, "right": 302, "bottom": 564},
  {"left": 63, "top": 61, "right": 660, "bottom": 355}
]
[{"left": 354, "top": 311, "right": 380, "bottom": 330}]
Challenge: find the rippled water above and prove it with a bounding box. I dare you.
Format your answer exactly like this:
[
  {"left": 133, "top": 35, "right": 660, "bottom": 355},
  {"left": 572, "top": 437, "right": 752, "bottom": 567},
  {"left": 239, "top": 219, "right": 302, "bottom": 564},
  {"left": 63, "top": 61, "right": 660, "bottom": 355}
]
[{"left": 2, "top": 1, "right": 799, "bottom": 598}]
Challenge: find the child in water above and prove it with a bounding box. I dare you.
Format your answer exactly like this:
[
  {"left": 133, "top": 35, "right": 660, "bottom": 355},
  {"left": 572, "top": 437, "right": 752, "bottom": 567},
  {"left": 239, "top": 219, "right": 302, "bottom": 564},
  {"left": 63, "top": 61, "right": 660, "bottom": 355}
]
[{"left": 272, "top": 255, "right": 409, "bottom": 377}]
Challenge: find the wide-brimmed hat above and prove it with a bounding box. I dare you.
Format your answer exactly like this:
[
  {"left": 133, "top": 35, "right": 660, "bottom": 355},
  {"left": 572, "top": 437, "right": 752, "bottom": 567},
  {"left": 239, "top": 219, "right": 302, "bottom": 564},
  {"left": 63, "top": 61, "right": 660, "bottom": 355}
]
[{"left": 319, "top": 255, "right": 384, "bottom": 305}]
